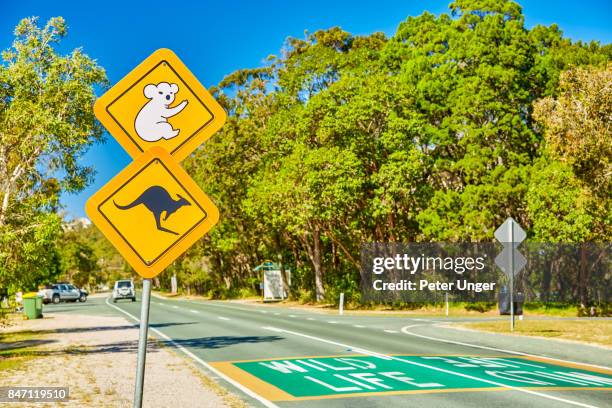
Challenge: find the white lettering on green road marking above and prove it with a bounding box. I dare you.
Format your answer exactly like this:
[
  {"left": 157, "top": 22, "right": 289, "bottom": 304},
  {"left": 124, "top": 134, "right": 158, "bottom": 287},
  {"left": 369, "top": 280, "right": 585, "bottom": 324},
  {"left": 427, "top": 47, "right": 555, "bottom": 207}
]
[
  {"left": 303, "top": 370, "right": 439, "bottom": 392},
  {"left": 260, "top": 360, "right": 308, "bottom": 374},
  {"left": 226, "top": 354, "right": 611, "bottom": 401},
  {"left": 380, "top": 372, "right": 443, "bottom": 388},
  {"left": 304, "top": 376, "right": 361, "bottom": 392}
]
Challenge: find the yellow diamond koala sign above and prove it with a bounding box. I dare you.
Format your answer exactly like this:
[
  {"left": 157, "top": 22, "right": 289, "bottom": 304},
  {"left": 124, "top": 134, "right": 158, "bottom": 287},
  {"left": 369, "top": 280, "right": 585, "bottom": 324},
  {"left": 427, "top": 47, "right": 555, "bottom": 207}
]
[
  {"left": 87, "top": 49, "right": 225, "bottom": 407},
  {"left": 93, "top": 48, "right": 226, "bottom": 162}
]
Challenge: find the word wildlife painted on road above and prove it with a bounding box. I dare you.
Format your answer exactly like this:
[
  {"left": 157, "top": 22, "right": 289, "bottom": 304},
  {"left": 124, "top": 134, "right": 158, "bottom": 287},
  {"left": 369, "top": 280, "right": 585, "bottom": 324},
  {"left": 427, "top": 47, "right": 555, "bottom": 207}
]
[
  {"left": 86, "top": 48, "right": 225, "bottom": 278},
  {"left": 210, "top": 355, "right": 612, "bottom": 401}
]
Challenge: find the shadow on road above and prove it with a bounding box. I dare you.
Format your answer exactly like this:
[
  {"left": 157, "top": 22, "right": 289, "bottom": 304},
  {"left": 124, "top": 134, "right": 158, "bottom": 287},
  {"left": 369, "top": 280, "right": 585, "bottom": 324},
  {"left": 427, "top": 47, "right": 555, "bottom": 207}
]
[
  {"left": 0, "top": 321, "right": 197, "bottom": 339},
  {"left": 161, "top": 335, "right": 284, "bottom": 350},
  {"left": 1, "top": 334, "right": 283, "bottom": 358}
]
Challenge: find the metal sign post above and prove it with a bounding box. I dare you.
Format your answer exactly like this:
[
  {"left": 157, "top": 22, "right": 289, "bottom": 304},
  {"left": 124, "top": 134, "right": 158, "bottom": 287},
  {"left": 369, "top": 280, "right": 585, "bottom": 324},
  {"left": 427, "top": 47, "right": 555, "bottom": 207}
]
[
  {"left": 445, "top": 292, "right": 449, "bottom": 318},
  {"left": 494, "top": 218, "right": 526, "bottom": 332},
  {"left": 509, "top": 231, "right": 515, "bottom": 331},
  {"left": 134, "top": 279, "right": 152, "bottom": 408}
]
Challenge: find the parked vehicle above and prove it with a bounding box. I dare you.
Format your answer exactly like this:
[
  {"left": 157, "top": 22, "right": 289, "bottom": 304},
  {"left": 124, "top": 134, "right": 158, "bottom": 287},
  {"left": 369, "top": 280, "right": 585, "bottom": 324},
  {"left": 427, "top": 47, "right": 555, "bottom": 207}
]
[
  {"left": 39, "top": 283, "right": 88, "bottom": 304},
  {"left": 112, "top": 280, "right": 136, "bottom": 302}
]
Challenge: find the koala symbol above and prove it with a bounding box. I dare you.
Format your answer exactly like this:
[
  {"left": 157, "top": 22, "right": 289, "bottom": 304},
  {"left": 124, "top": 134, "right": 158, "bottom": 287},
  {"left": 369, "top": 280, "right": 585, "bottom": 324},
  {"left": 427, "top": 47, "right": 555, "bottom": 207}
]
[{"left": 134, "top": 82, "right": 188, "bottom": 142}]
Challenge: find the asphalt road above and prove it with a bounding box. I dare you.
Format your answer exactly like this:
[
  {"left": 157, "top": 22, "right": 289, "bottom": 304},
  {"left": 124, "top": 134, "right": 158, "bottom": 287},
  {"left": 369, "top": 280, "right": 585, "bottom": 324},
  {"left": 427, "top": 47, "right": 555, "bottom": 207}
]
[{"left": 44, "top": 295, "right": 611, "bottom": 408}]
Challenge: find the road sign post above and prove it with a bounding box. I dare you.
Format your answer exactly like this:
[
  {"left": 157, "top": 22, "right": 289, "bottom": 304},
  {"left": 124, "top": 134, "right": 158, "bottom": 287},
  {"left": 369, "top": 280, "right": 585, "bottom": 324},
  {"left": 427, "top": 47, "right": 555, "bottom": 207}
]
[
  {"left": 509, "top": 228, "right": 514, "bottom": 331},
  {"left": 87, "top": 48, "right": 226, "bottom": 408},
  {"left": 445, "top": 292, "right": 449, "bottom": 318},
  {"left": 134, "top": 279, "right": 151, "bottom": 407},
  {"left": 494, "top": 218, "right": 526, "bottom": 332}
]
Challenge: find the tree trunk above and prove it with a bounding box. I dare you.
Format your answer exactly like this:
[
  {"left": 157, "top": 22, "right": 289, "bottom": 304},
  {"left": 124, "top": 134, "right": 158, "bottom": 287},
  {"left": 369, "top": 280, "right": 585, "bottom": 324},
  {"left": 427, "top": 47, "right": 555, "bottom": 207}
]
[
  {"left": 312, "top": 226, "right": 325, "bottom": 301},
  {"left": 541, "top": 259, "right": 553, "bottom": 302},
  {"left": 300, "top": 225, "right": 326, "bottom": 302},
  {"left": 579, "top": 243, "right": 589, "bottom": 306}
]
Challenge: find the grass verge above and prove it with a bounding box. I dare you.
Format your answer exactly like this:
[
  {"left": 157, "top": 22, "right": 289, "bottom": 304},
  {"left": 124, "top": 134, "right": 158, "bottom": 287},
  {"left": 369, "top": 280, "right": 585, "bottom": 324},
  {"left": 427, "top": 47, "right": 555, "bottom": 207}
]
[
  {"left": 456, "top": 320, "right": 612, "bottom": 347},
  {"left": 0, "top": 312, "right": 61, "bottom": 371}
]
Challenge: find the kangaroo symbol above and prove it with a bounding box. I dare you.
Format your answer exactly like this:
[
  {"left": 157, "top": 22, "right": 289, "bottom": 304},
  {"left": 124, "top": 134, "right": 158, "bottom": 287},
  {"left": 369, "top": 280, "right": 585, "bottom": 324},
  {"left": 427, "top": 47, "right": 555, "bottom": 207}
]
[{"left": 114, "top": 186, "right": 191, "bottom": 235}]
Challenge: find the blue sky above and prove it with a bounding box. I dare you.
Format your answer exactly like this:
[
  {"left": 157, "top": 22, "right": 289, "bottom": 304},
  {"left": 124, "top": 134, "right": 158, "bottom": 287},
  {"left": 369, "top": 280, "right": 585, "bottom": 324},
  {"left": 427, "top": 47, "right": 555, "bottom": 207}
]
[{"left": 2, "top": 0, "right": 611, "bottom": 219}]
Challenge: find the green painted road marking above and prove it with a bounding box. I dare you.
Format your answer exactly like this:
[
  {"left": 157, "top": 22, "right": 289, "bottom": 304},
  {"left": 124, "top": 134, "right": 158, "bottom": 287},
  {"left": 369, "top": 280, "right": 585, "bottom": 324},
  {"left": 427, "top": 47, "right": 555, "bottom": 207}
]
[{"left": 211, "top": 355, "right": 612, "bottom": 401}]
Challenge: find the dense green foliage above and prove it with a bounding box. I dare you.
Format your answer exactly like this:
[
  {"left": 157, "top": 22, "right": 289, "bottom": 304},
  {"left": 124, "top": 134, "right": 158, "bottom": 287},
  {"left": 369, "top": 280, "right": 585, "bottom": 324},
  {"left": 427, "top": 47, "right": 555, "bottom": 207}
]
[
  {"left": 0, "top": 17, "right": 107, "bottom": 291},
  {"left": 174, "top": 0, "right": 610, "bottom": 303},
  {"left": 1, "top": 2, "right": 609, "bottom": 307}
]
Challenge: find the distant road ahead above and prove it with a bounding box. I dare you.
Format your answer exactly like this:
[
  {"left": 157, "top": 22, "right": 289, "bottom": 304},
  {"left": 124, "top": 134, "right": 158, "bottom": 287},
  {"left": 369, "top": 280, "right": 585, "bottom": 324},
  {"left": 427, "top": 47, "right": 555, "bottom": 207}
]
[{"left": 47, "top": 296, "right": 612, "bottom": 408}]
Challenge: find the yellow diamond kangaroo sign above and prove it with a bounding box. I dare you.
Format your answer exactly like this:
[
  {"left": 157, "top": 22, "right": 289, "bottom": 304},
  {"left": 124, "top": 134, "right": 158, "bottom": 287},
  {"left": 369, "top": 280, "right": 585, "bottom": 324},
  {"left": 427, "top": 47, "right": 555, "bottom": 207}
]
[
  {"left": 87, "top": 49, "right": 224, "bottom": 279},
  {"left": 94, "top": 48, "right": 226, "bottom": 162},
  {"left": 86, "top": 147, "right": 218, "bottom": 278}
]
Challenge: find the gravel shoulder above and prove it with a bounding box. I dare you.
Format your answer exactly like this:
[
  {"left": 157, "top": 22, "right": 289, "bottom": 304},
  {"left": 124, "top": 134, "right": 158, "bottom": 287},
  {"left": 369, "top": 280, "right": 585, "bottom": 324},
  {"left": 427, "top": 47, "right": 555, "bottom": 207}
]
[{"left": 0, "top": 305, "right": 242, "bottom": 408}]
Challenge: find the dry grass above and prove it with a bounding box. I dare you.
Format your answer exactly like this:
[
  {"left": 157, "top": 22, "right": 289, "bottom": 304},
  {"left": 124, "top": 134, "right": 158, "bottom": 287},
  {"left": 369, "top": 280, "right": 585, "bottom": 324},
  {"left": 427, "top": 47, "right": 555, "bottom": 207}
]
[{"left": 457, "top": 320, "right": 612, "bottom": 347}]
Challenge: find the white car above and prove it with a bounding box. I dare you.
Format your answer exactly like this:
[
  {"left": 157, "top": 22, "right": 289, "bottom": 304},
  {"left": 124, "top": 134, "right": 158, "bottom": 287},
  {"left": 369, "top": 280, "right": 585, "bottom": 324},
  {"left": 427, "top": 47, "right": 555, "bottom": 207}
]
[
  {"left": 112, "top": 280, "right": 136, "bottom": 302},
  {"left": 38, "top": 283, "right": 88, "bottom": 304}
]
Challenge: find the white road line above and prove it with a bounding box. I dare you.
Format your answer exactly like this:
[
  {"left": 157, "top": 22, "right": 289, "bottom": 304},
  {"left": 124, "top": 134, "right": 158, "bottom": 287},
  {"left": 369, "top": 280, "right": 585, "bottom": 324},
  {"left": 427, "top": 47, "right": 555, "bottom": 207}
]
[
  {"left": 353, "top": 324, "right": 365, "bottom": 328},
  {"left": 262, "top": 325, "right": 598, "bottom": 408},
  {"left": 401, "top": 324, "right": 612, "bottom": 371},
  {"left": 172, "top": 305, "right": 179, "bottom": 309},
  {"left": 307, "top": 317, "right": 316, "bottom": 321},
  {"left": 383, "top": 329, "right": 399, "bottom": 333},
  {"left": 190, "top": 310, "right": 199, "bottom": 314},
  {"left": 218, "top": 316, "right": 230, "bottom": 321},
  {"left": 273, "top": 313, "right": 280, "bottom": 316},
  {"left": 402, "top": 324, "right": 426, "bottom": 330},
  {"left": 259, "top": 310, "right": 268, "bottom": 314},
  {"left": 262, "top": 326, "right": 391, "bottom": 360},
  {"left": 105, "top": 298, "right": 279, "bottom": 408},
  {"left": 327, "top": 321, "right": 338, "bottom": 324},
  {"left": 289, "top": 315, "right": 297, "bottom": 318}
]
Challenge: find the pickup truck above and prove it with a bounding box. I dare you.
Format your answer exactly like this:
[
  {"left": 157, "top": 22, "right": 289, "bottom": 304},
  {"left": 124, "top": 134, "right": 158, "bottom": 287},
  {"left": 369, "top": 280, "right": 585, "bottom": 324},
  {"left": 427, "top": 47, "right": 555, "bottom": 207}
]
[{"left": 38, "top": 283, "right": 88, "bottom": 304}]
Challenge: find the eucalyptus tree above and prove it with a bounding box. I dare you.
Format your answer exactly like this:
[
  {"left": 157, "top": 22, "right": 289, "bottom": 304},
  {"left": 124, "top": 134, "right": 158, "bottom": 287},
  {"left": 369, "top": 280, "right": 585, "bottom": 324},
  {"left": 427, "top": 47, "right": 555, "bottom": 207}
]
[{"left": 0, "top": 17, "right": 106, "bottom": 290}]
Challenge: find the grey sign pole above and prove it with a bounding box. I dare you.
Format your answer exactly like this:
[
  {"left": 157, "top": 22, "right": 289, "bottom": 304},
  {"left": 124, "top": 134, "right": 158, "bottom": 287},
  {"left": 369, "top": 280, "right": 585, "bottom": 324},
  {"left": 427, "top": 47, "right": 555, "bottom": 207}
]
[
  {"left": 495, "top": 218, "right": 526, "bottom": 333},
  {"left": 133, "top": 278, "right": 152, "bottom": 408},
  {"left": 509, "top": 226, "right": 515, "bottom": 332}
]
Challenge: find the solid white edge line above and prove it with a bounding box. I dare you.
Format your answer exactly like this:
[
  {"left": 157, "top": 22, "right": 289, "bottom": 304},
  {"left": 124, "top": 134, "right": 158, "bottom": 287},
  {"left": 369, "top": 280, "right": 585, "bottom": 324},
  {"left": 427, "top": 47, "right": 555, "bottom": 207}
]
[
  {"left": 262, "top": 325, "right": 599, "bottom": 408},
  {"left": 401, "top": 324, "right": 612, "bottom": 371},
  {"left": 104, "top": 297, "right": 279, "bottom": 408}
]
